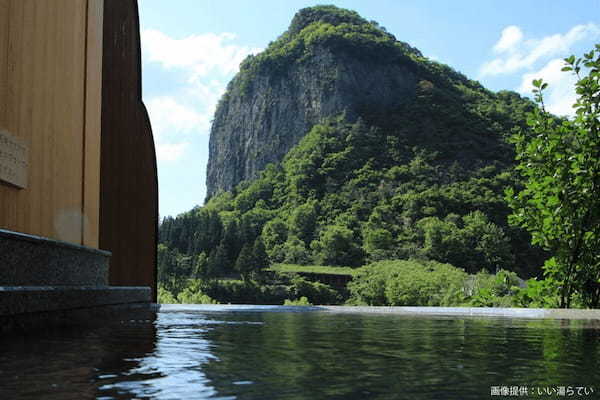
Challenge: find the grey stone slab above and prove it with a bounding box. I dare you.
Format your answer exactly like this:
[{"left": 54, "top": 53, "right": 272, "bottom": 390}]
[
  {"left": 158, "top": 304, "right": 600, "bottom": 320},
  {"left": 0, "top": 286, "right": 151, "bottom": 316},
  {"left": 0, "top": 228, "right": 110, "bottom": 286},
  {"left": 318, "top": 305, "right": 600, "bottom": 320}
]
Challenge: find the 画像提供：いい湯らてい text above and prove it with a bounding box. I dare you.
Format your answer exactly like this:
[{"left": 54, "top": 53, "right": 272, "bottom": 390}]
[{"left": 491, "top": 386, "right": 595, "bottom": 397}]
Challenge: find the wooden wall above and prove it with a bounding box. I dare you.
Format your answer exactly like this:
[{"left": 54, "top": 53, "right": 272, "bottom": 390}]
[
  {"left": 0, "top": 0, "right": 157, "bottom": 297},
  {"left": 0, "top": 0, "right": 103, "bottom": 247},
  {"left": 101, "top": 0, "right": 158, "bottom": 300}
]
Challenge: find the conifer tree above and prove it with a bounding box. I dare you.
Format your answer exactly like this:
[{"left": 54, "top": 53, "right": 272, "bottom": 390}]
[{"left": 235, "top": 243, "right": 254, "bottom": 281}]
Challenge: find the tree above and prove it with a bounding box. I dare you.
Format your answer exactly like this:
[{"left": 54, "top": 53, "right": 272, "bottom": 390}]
[
  {"left": 506, "top": 45, "right": 600, "bottom": 308},
  {"left": 363, "top": 227, "right": 393, "bottom": 255},
  {"left": 282, "top": 236, "right": 312, "bottom": 265},
  {"left": 193, "top": 252, "right": 209, "bottom": 279},
  {"left": 252, "top": 236, "right": 270, "bottom": 272},
  {"left": 235, "top": 243, "right": 255, "bottom": 281},
  {"left": 416, "top": 212, "right": 512, "bottom": 274},
  {"left": 262, "top": 218, "right": 288, "bottom": 260},
  {"left": 234, "top": 237, "right": 270, "bottom": 281},
  {"left": 207, "top": 243, "right": 232, "bottom": 277},
  {"left": 288, "top": 200, "right": 318, "bottom": 245},
  {"left": 221, "top": 220, "right": 241, "bottom": 258},
  {"left": 460, "top": 211, "right": 513, "bottom": 273},
  {"left": 313, "top": 224, "right": 364, "bottom": 266}
]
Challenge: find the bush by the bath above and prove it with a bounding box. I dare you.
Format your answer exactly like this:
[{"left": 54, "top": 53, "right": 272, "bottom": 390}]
[
  {"left": 512, "top": 278, "right": 559, "bottom": 308},
  {"left": 468, "top": 270, "right": 522, "bottom": 307},
  {"left": 157, "top": 285, "right": 178, "bottom": 304},
  {"left": 348, "top": 259, "right": 564, "bottom": 307},
  {"left": 288, "top": 275, "right": 341, "bottom": 305},
  {"left": 284, "top": 296, "right": 312, "bottom": 306},
  {"left": 176, "top": 280, "right": 219, "bottom": 304},
  {"left": 348, "top": 259, "right": 469, "bottom": 306},
  {"left": 202, "top": 279, "right": 288, "bottom": 304}
]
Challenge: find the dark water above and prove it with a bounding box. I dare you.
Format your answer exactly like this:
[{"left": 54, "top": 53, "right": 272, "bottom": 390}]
[{"left": 1, "top": 305, "right": 600, "bottom": 400}]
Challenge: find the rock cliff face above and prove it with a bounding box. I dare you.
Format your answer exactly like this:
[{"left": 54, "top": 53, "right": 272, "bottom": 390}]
[
  {"left": 206, "top": 51, "right": 418, "bottom": 199},
  {"left": 206, "top": 7, "right": 423, "bottom": 199}
]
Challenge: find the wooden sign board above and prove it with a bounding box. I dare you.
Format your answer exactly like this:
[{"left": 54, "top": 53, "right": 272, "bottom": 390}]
[{"left": 0, "top": 129, "right": 28, "bottom": 189}]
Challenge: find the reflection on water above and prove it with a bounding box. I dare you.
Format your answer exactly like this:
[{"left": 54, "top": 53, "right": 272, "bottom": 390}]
[{"left": 1, "top": 305, "right": 599, "bottom": 400}]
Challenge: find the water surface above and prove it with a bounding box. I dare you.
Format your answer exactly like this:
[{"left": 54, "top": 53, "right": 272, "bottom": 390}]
[{"left": 1, "top": 305, "right": 599, "bottom": 399}]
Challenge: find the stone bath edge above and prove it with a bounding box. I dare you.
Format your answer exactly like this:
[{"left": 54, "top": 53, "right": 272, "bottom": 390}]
[{"left": 157, "top": 304, "right": 600, "bottom": 320}]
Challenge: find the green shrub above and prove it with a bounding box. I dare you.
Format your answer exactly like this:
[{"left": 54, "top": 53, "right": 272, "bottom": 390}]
[
  {"left": 157, "top": 285, "right": 178, "bottom": 304},
  {"left": 348, "top": 259, "right": 469, "bottom": 306},
  {"left": 512, "top": 278, "right": 559, "bottom": 308},
  {"left": 467, "top": 269, "right": 521, "bottom": 307},
  {"left": 176, "top": 280, "right": 219, "bottom": 304},
  {"left": 289, "top": 276, "right": 341, "bottom": 305},
  {"left": 284, "top": 296, "right": 312, "bottom": 306},
  {"left": 384, "top": 261, "right": 468, "bottom": 306},
  {"left": 346, "top": 262, "right": 391, "bottom": 305},
  {"left": 202, "top": 279, "right": 290, "bottom": 305}
]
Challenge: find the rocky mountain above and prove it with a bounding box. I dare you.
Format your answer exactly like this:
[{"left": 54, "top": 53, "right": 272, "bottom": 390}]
[
  {"left": 156, "top": 5, "right": 555, "bottom": 307},
  {"left": 157, "top": 5, "right": 546, "bottom": 289},
  {"left": 206, "top": 6, "right": 529, "bottom": 199}
]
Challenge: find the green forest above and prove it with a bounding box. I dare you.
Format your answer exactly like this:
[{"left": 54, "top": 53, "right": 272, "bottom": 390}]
[{"left": 158, "top": 6, "right": 600, "bottom": 309}]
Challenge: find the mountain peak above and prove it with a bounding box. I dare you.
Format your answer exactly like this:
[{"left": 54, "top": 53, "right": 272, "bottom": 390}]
[
  {"left": 206, "top": 6, "right": 528, "bottom": 199},
  {"left": 287, "top": 5, "right": 369, "bottom": 35}
]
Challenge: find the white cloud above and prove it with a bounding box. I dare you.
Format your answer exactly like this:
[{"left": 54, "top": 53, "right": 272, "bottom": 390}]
[
  {"left": 156, "top": 142, "right": 190, "bottom": 162},
  {"left": 184, "top": 79, "right": 227, "bottom": 127},
  {"left": 479, "top": 23, "right": 599, "bottom": 117},
  {"left": 141, "top": 29, "right": 262, "bottom": 163},
  {"left": 146, "top": 96, "right": 205, "bottom": 162},
  {"left": 518, "top": 58, "right": 578, "bottom": 117},
  {"left": 141, "top": 29, "right": 262, "bottom": 80},
  {"left": 147, "top": 96, "right": 208, "bottom": 137},
  {"left": 141, "top": 29, "right": 263, "bottom": 163},
  {"left": 493, "top": 25, "right": 523, "bottom": 54},
  {"left": 480, "top": 23, "right": 600, "bottom": 76}
]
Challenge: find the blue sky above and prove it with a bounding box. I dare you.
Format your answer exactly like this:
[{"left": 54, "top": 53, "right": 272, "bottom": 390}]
[{"left": 138, "top": 0, "right": 600, "bottom": 219}]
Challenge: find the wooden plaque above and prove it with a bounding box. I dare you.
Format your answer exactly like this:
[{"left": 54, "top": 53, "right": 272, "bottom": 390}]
[{"left": 0, "top": 129, "right": 28, "bottom": 189}]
